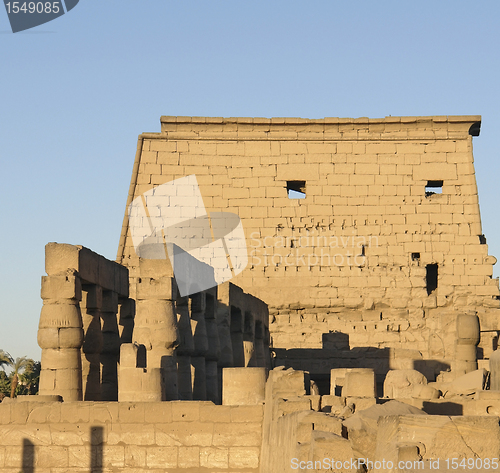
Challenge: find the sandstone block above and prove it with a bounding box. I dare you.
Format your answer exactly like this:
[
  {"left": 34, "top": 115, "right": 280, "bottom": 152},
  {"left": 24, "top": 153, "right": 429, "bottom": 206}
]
[
  {"left": 144, "top": 402, "right": 173, "bottom": 423},
  {"left": 222, "top": 367, "right": 267, "bottom": 405},
  {"left": 346, "top": 396, "right": 377, "bottom": 411},
  {"left": 383, "top": 369, "right": 428, "bottom": 399},
  {"left": 342, "top": 400, "right": 425, "bottom": 459},
  {"left": 355, "top": 163, "right": 379, "bottom": 175},
  {"left": 146, "top": 446, "right": 178, "bottom": 468},
  {"left": 200, "top": 446, "right": 229, "bottom": 469},
  {"left": 170, "top": 400, "right": 204, "bottom": 421},
  {"left": 230, "top": 405, "right": 264, "bottom": 422},
  {"left": 107, "top": 423, "right": 155, "bottom": 446},
  {"left": 277, "top": 397, "right": 312, "bottom": 416},
  {"left": 376, "top": 415, "right": 500, "bottom": 473},
  {"left": 41, "top": 348, "right": 80, "bottom": 370},
  {"left": 60, "top": 403, "right": 90, "bottom": 423},
  {"left": 50, "top": 423, "right": 87, "bottom": 446},
  {"left": 213, "top": 422, "right": 262, "bottom": 446},
  {"left": 124, "top": 444, "right": 147, "bottom": 467},
  {"left": 155, "top": 421, "right": 212, "bottom": 446},
  {"left": 39, "top": 304, "right": 82, "bottom": 330},
  {"left": 412, "top": 384, "right": 440, "bottom": 400},
  {"left": 136, "top": 277, "right": 176, "bottom": 301},
  {"left": 118, "top": 403, "right": 145, "bottom": 423},
  {"left": 41, "top": 275, "right": 81, "bottom": 301},
  {"left": 330, "top": 368, "right": 349, "bottom": 396},
  {"left": 490, "top": 349, "right": 500, "bottom": 390},
  {"left": 320, "top": 395, "right": 346, "bottom": 415},
  {"left": 229, "top": 446, "right": 260, "bottom": 469},
  {"left": 199, "top": 403, "right": 231, "bottom": 423},
  {"left": 445, "top": 369, "right": 485, "bottom": 397},
  {"left": 68, "top": 445, "right": 89, "bottom": 468},
  {"left": 276, "top": 163, "right": 319, "bottom": 180},
  {"left": 344, "top": 368, "right": 376, "bottom": 398},
  {"left": 37, "top": 445, "right": 69, "bottom": 468},
  {"left": 413, "top": 162, "right": 457, "bottom": 181},
  {"left": 308, "top": 431, "right": 357, "bottom": 473},
  {"left": 45, "top": 243, "right": 96, "bottom": 281},
  {"left": 0, "top": 423, "right": 51, "bottom": 446},
  {"left": 178, "top": 446, "right": 200, "bottom": 468}
]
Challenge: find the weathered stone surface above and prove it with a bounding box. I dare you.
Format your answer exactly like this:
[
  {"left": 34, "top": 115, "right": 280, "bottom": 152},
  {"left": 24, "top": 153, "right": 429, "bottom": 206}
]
[
  {"left": 444, "top": 369, "right": 486, "bottom": 397},
  {"left": 376, "top": 415, "right": 500, "bottom": 473},
  {"left": 344, "top": 368, "right": 376, "bottom": 398},
  {"left": 342, "top": 400, "right": 426, "bottom": 459},
  {"left": 19, "top": 116, "right": 500, "bottom": 473},
  {"left": 222, "top": 368, "right": 267, "bottom": 405},
  {"left": 118, "top": 115, "right": 498, "bottom": 379},
  {"left": 308, "top": 431, "right": 357, "bottom": 473},
  {"left": 412, "top": 384, "right": 440, "bottom": 400},
  {"left": 384, "top": 369, "right": 428, "bottom": 399}
]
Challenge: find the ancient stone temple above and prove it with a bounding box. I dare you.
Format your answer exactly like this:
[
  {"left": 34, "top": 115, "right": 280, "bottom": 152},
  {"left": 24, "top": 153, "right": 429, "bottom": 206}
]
[
  {"left": 118, "top": 115, "right": 499, "bottom": 390},
  {"left": 1, "top": 115, "right": 500, "bottom": 473}
]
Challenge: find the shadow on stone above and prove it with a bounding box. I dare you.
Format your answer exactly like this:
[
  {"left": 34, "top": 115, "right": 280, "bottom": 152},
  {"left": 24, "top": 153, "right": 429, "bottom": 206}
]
[
  {"left": 22, "top": 438, "right": 35, "bottom": 473},
  {"left": 90, "top": 426, "right": 104, "bottom": 473},
  {"left": 422, "top": 401, "right": 464, "bottom": 415}
]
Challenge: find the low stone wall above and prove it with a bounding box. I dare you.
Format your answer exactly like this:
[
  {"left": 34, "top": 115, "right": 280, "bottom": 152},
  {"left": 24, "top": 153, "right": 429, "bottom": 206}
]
[{"left": 0, "top": 400, "right": 263, "bottom": 472}]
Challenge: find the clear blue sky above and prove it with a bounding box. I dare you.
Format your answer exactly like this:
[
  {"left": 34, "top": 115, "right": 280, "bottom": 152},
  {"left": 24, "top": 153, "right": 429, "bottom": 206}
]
[{"left": 1, "top": 1, "right": 500, "bottom": 360}]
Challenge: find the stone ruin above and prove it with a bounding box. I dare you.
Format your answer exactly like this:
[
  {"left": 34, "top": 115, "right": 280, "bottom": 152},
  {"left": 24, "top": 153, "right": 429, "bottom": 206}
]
[{"left": 1, "top": 115, "right": 500, "bottom": 473}]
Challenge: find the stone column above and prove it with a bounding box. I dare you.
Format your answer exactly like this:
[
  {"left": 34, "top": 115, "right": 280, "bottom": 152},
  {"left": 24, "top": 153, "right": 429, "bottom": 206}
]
[
  {"left": 216, "top": 282, "right": 234, "bottom": 368},
  {"left": 205, "top": 291, "right": 221, "bottom": 403},
  {"left": 176, "top": 296, "right": 195, "bottom": 400},
  {"left": 264, "top": 327, "right": 273, "bottom": 369},
  {"left": 134, "top": 259, "right": 179, "bottom": 400},
  {"left": 455, "top": 313, "right": 480, "bottom": 374},
  {"left": 38, "top": 270, "right": 84, "bottom": 401},
  {"left": 190, "top": 292, "right": 209, "bottom": 400},
  {"left": 215, "top": 287, "right": 234, "bottom": 406},
  {"left": 101, "top": 290, "right": 120, "bottom": 401},
  {"left": 230, "top": 307, "right": 245, "bottom": 367},
  {"left": 489, "top": 349, "right": 500, "bottom": 390},
  {"left": 216, "top": 304, "right": 233, "bottom": 365},
  {"left": 243, "top": 311, "right": 255, "bottom": 367},
  {"left": 118, "top": 343, "right": 163, "bottom": 402},
  {"left": 118, "top": 298, "right": 135, "bottom": 344},
  {"left": 80, "top": 285, "right": 103, "bottom": 401},
  {"left": 254, "top": 321, "right": 267, "bottom": 368}
]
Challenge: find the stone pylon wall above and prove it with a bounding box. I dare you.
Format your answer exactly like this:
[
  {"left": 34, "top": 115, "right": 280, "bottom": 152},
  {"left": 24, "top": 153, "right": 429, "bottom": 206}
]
[{"left": 117, "top": 116, "right": 500, "bottom": 374}]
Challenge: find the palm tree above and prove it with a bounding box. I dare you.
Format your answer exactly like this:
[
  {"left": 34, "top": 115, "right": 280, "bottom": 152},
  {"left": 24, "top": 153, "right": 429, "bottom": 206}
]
[
  {"left": 0, "top": 350, "right": 13, "bottom": 371},
  {"left": 19, "top": 360, "right": 41, "bottom": 395},
  {"left": 0, "top": 371, "right": 10, "bottom": 400},
  {"left": 10, "top": 357, "right": 29, "bottom": 398}
]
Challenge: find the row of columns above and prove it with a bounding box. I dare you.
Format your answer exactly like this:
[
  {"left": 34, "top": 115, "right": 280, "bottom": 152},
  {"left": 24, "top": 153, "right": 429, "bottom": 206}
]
[
  {"left": 37, "top": 249, "right": 271, "bottom": 403},
  {"left": 118, "top": 261, "right": 271, "bottom": 403},
  {"left": 38, "top": 271, "right": 132, "bottom": 401}
]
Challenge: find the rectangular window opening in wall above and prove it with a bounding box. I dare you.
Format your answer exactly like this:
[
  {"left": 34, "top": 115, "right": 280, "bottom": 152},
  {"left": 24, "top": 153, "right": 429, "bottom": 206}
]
[
  {"left": 425, "top": 180, "right": 443, "bottom": 196},
  {"left": 426, "top": 263, "right": 438, "bottom": 295},
  {"left": 287, "top": 180, "right": 306, "bottom": 199},
  {"left": 411, "top": 252, "right": 420, "bottom": 261}
]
